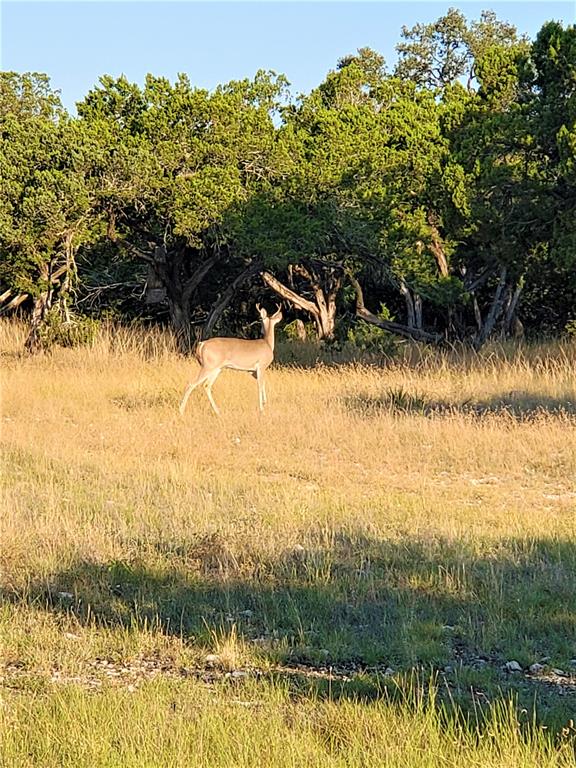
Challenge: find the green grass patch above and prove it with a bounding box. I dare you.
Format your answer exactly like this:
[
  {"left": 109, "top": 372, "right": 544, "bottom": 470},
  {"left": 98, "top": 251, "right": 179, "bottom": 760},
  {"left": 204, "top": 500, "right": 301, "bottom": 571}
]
[{"left": 1, "top": 677, "right": 575, "bottom": 768}]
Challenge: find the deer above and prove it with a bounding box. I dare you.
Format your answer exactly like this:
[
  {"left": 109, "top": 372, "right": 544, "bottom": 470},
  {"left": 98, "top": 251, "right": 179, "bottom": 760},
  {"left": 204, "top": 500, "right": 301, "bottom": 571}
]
[{"left": 179, "top": 304, "right": 283, "bottom": 417}]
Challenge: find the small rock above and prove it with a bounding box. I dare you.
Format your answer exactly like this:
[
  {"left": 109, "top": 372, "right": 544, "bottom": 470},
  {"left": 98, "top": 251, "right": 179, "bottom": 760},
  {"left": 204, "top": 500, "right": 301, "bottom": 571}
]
[
  {"left": 551, "top": 668, "right": 566, "bottom": 677},
  {"left": 57, "top": 591, "right": 74, "bottom": 600},
  {"left": 469, "top": 476, "right": 499, "bottom": 485},
  {"left": 239, "top": 610, "right": 253, "bottom": 618},
  {"left": 505, "top": 660, "right": 522, "bottom": 673},
  {"left": 230, "top": 670, "right": 247, "bottom": 679},
  {"left": 568, "top": 659, "right": 576, "bottom": 668},
  {"left": 529, "top": 663, "right": 544, "bottom": 674},
  {"left": 205, "top": 654, "right": 220, "bottom": 666},
  {"left": 444, "top": 665, "right": 455, "bottom": 674},
  {"left": 383, "top": 667, "right": 395, "bottom": 677}
]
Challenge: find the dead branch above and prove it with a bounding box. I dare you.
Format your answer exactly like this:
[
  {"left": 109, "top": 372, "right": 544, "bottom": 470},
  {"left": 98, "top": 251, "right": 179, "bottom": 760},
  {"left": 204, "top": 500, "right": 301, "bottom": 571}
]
[
  {"left": 261, "top": 271, "right": 319, "bottom": 317},
  {"left": 347, "top": 272, "right": 442, "bottom": 344}
]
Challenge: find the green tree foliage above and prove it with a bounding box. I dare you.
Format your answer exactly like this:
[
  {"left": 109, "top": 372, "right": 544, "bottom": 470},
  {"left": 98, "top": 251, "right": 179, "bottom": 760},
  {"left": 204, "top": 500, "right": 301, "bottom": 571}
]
[
  {"left": 0, "top": 73, "right": 99, "bottom": 349},
  {"left": 1, "top": 14, "right": 574, "bottom": 349},
  {"left": 75, "top": 71, "right": 290, "bottom": 344},
  {"left": 520, "top": 22, "right": 576, "bottom": 331}
]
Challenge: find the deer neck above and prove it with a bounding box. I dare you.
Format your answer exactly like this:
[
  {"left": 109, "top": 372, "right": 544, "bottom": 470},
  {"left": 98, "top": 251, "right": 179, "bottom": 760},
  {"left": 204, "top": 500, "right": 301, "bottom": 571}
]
[{"left": 263, "top": 321, "right": 276, "bottom": 351}]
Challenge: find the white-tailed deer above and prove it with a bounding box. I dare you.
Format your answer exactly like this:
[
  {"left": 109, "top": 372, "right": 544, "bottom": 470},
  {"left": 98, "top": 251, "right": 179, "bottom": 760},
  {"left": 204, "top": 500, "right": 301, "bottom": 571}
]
[{"left": 179, "top": 305, "right": 283, "bottom": 416}]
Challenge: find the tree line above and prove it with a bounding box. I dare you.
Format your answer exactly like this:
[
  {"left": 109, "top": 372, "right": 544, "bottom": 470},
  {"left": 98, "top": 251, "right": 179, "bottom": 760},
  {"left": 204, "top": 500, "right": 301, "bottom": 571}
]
[{"left": 1, "top": 10, "right": 575, "bottom": 351}]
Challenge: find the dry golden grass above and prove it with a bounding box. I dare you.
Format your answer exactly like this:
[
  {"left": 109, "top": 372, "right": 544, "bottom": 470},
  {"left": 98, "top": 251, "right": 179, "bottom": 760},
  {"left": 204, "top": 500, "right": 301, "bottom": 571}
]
[
  {"left": 1, "top": 319, "right": 575, "bottom": 765},
  {"left": 2, "top": 320, "right": 574, "bottom": 569}
]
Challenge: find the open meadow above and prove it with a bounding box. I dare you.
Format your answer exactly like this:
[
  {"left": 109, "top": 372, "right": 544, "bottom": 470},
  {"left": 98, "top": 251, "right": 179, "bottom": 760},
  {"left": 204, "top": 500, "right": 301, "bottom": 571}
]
[{"left": 1, "top": 319, "right": 575, "bottom": 767}]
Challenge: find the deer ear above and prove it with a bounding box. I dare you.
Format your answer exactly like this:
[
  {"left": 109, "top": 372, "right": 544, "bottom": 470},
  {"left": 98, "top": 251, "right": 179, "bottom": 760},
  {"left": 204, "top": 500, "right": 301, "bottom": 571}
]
[{"left": 257, "top": 304, "right": 268, "bottom": 319}]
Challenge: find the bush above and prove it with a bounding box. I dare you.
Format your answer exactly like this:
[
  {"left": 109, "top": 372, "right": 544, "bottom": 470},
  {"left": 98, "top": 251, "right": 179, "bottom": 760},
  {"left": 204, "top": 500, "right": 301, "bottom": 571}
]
[
  {"left": 37, "top": 307, "right": 101, "bottom": 349},
  {"left": 280, "top": 319, "right": 316, "bottom": 342},
  {"left": 343, "top": 304, "right": 398, "bottom": 356},
  {"left": 565, "top": 319, "right": 576, "bottom": 338}
]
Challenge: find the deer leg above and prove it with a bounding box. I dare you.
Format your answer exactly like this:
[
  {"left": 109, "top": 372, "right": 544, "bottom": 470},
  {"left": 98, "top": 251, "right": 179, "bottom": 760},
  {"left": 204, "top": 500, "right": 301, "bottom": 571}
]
[
  {"left": 179, "top": 367, "right": 214, "bottom": 415},
  {"left": 256, "top": 367, "right": 266, "bottom": 412},
  {"left": 204, "top": 369, "right": 222, "bottom": 416}
]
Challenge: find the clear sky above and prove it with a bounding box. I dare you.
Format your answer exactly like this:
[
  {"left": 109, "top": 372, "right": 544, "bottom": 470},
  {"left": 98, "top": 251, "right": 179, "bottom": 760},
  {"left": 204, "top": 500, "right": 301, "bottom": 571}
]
[{"left": 1, "top": 1, "right": 574, "bottom": 113}]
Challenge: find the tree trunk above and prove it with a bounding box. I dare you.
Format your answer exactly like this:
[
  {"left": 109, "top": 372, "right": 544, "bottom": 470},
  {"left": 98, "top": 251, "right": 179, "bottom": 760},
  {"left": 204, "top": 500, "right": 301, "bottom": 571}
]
[
  {"left": 348, "top": 272, "right": 441, "bottom": 344},
  {"left": 261, "top": 263, "right": 343, "bottom": 341},
  {"left": 502, "top": 279, "right": 523, "bottom": 338},
  {"left": 23, "top": 235, "right": 79, "bottom": 352},
  {"left": 313, "top": 296, "right": 337, "bottom": 340},
  {"left": 25, "top": 262, "right": 53, "bottom": 352},
  {"left": 25, "top": 292, "right": 50, "bottom": 352},
  {"left": 148, "top": 244, "right": 221, "bottom": 351},
  {"left": 472, "top": 294, "right": 483, "bottom": 333},
  {"left": 399, "top": 280, "right": 424, "bottom": 331},
  {"left": 414, "top": 293, "right": 423, "bottom": 331},
  {"left": 293, "top": 263, "right": 343, "bottom": 340},
  {"left": 202, "top": 261, "right": 262, "bottom": 339},
  {"left": 293, "top": 319, "right": 307, "bottom": 341},
  {"left": 59, "top": 231, "right": 75, "bottom": 324},
  {"left": 474, "top": 265, "right": 508, "bottom": 349},
  {"left": 168, "top": 300, "right": 192, "bottom": 347},
  {"left": 428, "top": 218, "right": 449, "bottom": 278},
  {"left": 399, "top": 278, "right": 416, "bottom": 329}
]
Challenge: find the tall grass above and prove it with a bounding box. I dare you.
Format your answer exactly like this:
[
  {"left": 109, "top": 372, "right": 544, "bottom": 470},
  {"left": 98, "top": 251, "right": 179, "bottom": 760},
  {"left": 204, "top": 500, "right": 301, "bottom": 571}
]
[
  {"left": 2, "top": 677, "right": 575, "bottom": 768},
  {"left": 1, "top": 318, "right": 575, "bottom": 765}
]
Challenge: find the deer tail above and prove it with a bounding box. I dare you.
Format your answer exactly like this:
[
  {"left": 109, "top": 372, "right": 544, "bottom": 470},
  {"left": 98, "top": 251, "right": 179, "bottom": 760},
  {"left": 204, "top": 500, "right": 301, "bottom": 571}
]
[{"left": 194, "top": 340, "right": 205, "bottom": 363}]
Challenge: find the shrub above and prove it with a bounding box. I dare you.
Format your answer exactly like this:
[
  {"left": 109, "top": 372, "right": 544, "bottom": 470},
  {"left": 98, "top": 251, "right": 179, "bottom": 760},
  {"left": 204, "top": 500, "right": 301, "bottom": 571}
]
[{"left": 37, "top": 307, "right": 101, "bottom": 349}]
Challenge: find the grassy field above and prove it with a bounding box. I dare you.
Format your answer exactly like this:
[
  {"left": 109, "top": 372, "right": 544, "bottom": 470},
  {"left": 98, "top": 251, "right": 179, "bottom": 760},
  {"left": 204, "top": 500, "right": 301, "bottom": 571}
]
[{"left": 1, "top": 319, "right": 575, "bottom": 766}]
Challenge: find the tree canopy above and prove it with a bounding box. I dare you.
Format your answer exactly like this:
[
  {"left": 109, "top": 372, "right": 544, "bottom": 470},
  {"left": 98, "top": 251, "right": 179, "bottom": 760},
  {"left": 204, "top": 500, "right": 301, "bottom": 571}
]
[{"left": 1, "top": 12, "right": 575, "bottom": 350}]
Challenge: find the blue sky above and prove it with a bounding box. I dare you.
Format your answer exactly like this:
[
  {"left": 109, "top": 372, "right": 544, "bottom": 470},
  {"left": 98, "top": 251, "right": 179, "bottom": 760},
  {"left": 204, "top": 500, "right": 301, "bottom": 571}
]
[{"left": 2, "top": 1, "right": 574, "bottom": 113}]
